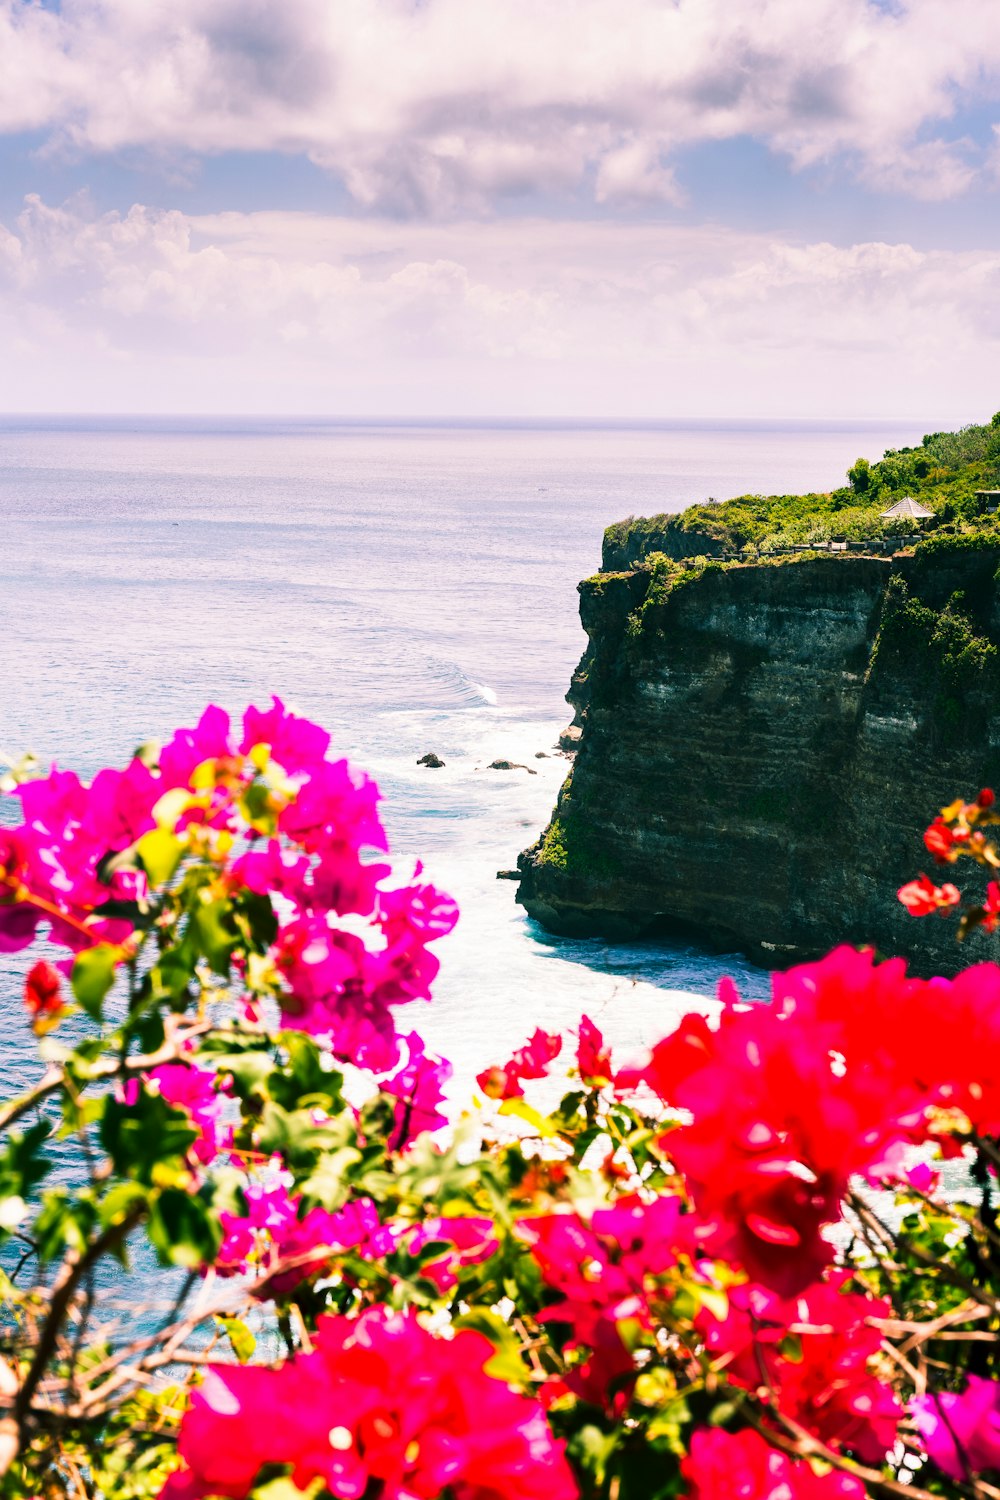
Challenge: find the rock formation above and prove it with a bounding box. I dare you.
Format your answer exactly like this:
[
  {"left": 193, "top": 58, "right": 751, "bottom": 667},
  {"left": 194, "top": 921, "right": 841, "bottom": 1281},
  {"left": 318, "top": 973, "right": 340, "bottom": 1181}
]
[{"left": 517, "top": 534, "right": 1000, "bottom": 975}]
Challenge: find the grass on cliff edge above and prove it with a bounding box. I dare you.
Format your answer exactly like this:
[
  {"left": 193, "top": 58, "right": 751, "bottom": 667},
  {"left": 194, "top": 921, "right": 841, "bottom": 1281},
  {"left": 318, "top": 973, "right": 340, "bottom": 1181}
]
[{"left": 604, "top": 412, "right": 1000, "bottom": 557}]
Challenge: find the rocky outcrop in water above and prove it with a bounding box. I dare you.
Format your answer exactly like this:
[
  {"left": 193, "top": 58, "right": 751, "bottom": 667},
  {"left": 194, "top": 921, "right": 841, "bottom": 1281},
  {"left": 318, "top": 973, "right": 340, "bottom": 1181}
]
[{"left": 517, "top": 536, "right": 1000, "bottom": 975}]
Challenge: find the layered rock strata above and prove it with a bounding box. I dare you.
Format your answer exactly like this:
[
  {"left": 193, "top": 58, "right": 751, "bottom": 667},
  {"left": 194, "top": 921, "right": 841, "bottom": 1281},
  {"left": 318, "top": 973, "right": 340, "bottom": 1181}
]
[{"left": 517, "top": 538, "right": 1000, "bottom": 975}]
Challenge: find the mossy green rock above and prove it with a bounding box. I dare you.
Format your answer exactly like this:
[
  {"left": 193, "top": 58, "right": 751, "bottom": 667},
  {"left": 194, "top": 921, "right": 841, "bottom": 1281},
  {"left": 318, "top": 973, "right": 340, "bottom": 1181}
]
[{"left": 517, "top": 539, "right": 1000, "bottom": 975}]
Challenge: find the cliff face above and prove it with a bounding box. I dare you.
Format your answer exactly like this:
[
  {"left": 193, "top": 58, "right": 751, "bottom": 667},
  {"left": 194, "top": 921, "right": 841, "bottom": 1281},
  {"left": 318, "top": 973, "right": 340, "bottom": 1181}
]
[{"left": 518, "top": 539, "right": 1000, "bottom": 975}]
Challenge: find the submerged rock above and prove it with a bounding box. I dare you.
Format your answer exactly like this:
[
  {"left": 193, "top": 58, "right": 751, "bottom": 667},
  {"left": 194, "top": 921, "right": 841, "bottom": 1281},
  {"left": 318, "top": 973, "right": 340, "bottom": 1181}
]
[
  {"left": 417, "top": 753, "right": 445, "bottom": 768},
  {"left": 487, "top": 760, "right": 537, "bottom": 775}
]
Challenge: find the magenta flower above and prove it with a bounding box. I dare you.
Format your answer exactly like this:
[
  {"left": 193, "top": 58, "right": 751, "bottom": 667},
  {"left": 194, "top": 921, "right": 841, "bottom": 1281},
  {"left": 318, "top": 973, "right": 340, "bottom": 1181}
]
[
  {"left": 382, "top": 1031, "right": 452, "bottom": 1149},
  {"left": 149, "top": 1064, "right": 232, "bottom": 1167},
  {"left": 402, "top": 1216, "right": 499, "bottom": 1291},
  {"left": 912, "top": 1374, "right": 1000, "bottom": 1480},
  {"left": 682, "top": 1427, "right": 865, "bottom": 1500},
  {"left": 158, "top": 705, "right": 235, "bottom": 790},
  {"left": 160, "top": 1307, "right": 578, "bottom": 1500},
  {"left": 240, "top": 695, "right": 331, "bottom": 775},
  {"left": 278, "top": 757, "right": 387, "bottom": 857},
  {"left": 577, "top": 1014, "right": 613, "bottom": 1085}
]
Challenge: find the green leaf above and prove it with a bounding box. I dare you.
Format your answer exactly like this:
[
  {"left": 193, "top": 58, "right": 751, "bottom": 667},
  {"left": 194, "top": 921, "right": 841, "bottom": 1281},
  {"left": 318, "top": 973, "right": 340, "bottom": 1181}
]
[
  {"left": 100, "top": 1092, "right": 198, "bottom": 1184},
  {"left": 453, "top": 1306, "right": 529, "bottom": 1386},
  {"left": 567, "top": 1425, "right": 618, "bottom": 1488},
  {"left": 98, "top": 1182, "right": 149, "bottom": 1231},
  {"left": 71, "top": 943, "right": 119, "bottom": 1020},
  {"left": 216, "top": 1315, "right": 256, "bottom": 1364},
  {"left": 777, "top": 1332, "right": 803, "bottom": 1363},
  {"left": 147, "top": 1187, "right": 222, "bottom": 1268},
  {"left": 497, "top": 1097, "right": 559, "bottom": 1138},
  {"left": 148, "top": 942, "right": 198, "bottom": 1006},
  {"left": 191, "top": 898, "right": 237, "bottom": 975},
  {"left": 250, "top": 1477, "right": 324, "bottom": 1500},
  {"left": 137, "top": 828, "right": 183, "bottom": 888}
]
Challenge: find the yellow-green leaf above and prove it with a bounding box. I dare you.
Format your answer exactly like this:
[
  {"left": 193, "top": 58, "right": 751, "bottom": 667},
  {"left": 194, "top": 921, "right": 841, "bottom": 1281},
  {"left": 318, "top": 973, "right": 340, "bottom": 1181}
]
[
  {"left": 138, "top": 828, "right": 183, "bottom": 888},
  {"left": 216, "top": 1315, "right": 256, "bottom": 1364},
  {"left": 71, "top": 943, "right": 119, "bottom": 1020},
  {"left": 497, "top": 1098, "right": 558, "bottom": 1138}
]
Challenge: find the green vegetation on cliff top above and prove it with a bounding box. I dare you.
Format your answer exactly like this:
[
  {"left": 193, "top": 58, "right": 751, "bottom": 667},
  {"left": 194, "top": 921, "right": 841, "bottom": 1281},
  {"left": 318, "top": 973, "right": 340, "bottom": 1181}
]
[{"left": 605, "top": 412, "right": 1000, "bottom": 559}]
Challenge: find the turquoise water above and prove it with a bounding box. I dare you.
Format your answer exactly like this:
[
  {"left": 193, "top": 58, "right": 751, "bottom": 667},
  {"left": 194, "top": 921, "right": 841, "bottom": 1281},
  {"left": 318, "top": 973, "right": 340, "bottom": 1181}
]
[{"left": 0, "top": 416, "right": 930, "bottom": 1101}]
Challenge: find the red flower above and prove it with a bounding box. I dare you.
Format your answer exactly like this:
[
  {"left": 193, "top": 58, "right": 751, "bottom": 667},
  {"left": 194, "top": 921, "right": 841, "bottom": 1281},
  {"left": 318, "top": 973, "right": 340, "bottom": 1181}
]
[
  {"left": 621, "top": 948, "right": 941, "bottom": 1292},
  {"left": 923, "top": 818, "right": 955, "bottom": 861},
  {"left": 980, "top": 787, "right": 996, "bottom": 808},
  {"left": 897, "top": 874, "right": 960, "bottom": 916},
  {"left": 983, "top": 881, "right": 1000, "bottom": 933},
  {"left": 681, "top": 1427, "right": 864, "bottom": 1500},
  {"left": 577, "top": 1015, "right": 613, "bottom": 1085},
  {"left": 477, "top": 1027, "right": 562, "bottom": 1100},
  {"left": 520, "top": 1196, "right": 690, "bottom": 1411},
  {"left": 160, "top": 1307, "right": 577, "bottom": 1500},
  {"left": 24, "top": 960, "right": 64, "bottom": 1018},
  {"left": 699, "top": 1273, "right": 902, "bottom": 1463}
]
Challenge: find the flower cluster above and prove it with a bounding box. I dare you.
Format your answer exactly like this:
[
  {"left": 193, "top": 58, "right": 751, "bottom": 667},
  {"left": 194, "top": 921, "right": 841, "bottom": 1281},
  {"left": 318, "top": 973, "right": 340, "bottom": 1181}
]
[
  {"left": 622, "top": 944, "right": 1000, "bottom": 1290},
  {"left": 0, "top": 699, "right": 457, "bottom": 1071},
  {"left": 699, "top": 1273, "right": 901, "bottom": 1463},
  {"left": 521, "top": 1195, "right": 692, "bottom": 1411},
  {"left": 682, "top": 1428, "right": 864, "bottom": 1500},
  {"left": 899, "top": 788, "right": 1000, "bottom": 937},
  {"left": 477, "top": 1026, "right": 562, "bottom": 1099},
  {"left": 8, "top": 710, "right": 1000, "bottom": 1500},
  {"left": 159, "top": 1307, "right": 577, "bottom": 1500}
]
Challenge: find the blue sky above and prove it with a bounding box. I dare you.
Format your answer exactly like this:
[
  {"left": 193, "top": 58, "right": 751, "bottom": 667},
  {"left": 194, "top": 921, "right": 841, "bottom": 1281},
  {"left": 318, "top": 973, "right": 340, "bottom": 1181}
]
[{"left": 1, "top": 0, "right": 999, "bottom": 416}]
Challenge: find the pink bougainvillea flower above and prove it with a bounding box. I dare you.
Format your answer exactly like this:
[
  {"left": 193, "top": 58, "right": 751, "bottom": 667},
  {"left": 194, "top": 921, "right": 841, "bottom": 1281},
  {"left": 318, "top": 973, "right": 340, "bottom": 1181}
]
[
  {"left": 897, "top": 874, "right": 960, "bottom": 917},
  {"left": 149, "top": 1064, "right": 232, "bottom": 1167},
  {"left": 159, "top": 1307, "right": 577, "bottom": 1500},
  {"left": 520, "top": 1195, "right": 690, "bottom": 1411},
  {"left": 230, "top": 837, "right": 311, "bottom": 904},
  {"left": 681, "top": 1427, "right": 865, "bottom": 1500},
  {"left": 400, "top": 1216, "right": 499, "bottom": 1291},
  {"left": 912, "top": 1374, "right": 1000, "bottom": 1480},
  {"left": 577, "top": 1015, "right": 613, "bottom": 1085},
  {"left": 0, "top": 762, "right": 150, "bottom": 952},
  {"left": 698, "top": 1272, "right": 902, "bottom": 1463},
  {"left": 158, "top": 705, "right": 235, "bottom": 790},
  {"left": 382, "top": 1031, "right": 452, "bottom": 1149},
  {"left": 905, "top": 1161, "right": 940, "bottom": 1195},
  {"left": 240, "top": 696, "right": 331, "bottom": 776},
  {"left": 477, "top": 1027, "right": 563, "bottom": 1100},
  {"left": 278, "top": 757, "right": 387, "bottom": 856},
  {"left": 215, "top": 1184, "right": 397, "bottom": 1297}
]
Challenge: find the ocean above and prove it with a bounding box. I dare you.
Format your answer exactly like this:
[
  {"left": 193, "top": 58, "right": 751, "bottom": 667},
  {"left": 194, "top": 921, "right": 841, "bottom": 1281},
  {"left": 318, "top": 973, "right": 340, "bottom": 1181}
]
[{"left": 0, "top": 415, "right": 931, "bottom": 1102}]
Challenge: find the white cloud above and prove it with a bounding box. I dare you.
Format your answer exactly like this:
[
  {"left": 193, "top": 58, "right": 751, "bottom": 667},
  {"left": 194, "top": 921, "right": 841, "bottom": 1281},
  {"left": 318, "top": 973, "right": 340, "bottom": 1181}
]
[
  {"left": 1, "top": 195, "right": 999, "bottom": 416},
  {"left": 1, "top": 0, "right": 1000, "bottom": 210}
]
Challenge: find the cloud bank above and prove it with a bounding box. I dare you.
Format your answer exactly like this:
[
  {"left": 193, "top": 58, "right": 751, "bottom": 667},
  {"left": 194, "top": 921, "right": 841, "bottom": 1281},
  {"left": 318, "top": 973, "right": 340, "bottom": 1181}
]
[
  {"left": 1, "top": 0, "right": 999, "bottom": 210},
  {"left": 2, "top": 196, "right": 999, "bottom": 415}
]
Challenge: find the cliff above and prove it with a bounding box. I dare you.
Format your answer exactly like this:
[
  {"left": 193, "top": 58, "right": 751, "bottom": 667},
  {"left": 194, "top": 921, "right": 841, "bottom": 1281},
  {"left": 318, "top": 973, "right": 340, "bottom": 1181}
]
[{"left": 517, "top": 537, "right": 1000, "bottom": 975}]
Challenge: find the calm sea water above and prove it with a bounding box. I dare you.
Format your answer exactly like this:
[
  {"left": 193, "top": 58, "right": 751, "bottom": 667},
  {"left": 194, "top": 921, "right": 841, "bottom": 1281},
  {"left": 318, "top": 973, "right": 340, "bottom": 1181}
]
[{"left": 0, "top": 416, "right": 931, "bottom": 1103}]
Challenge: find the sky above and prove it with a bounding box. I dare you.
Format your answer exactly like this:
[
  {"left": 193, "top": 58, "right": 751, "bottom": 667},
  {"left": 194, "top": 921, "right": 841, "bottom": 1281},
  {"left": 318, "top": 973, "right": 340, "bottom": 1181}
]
[{"left": 1, "top": 0, "right": 1000, "bottom": 418}]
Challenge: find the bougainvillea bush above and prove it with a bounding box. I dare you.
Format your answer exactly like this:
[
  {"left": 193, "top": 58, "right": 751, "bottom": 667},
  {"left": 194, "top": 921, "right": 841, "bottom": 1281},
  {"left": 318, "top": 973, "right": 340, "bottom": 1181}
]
[{"left": 1, "top": 701, "right": 1000, "bottom": 1499}]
